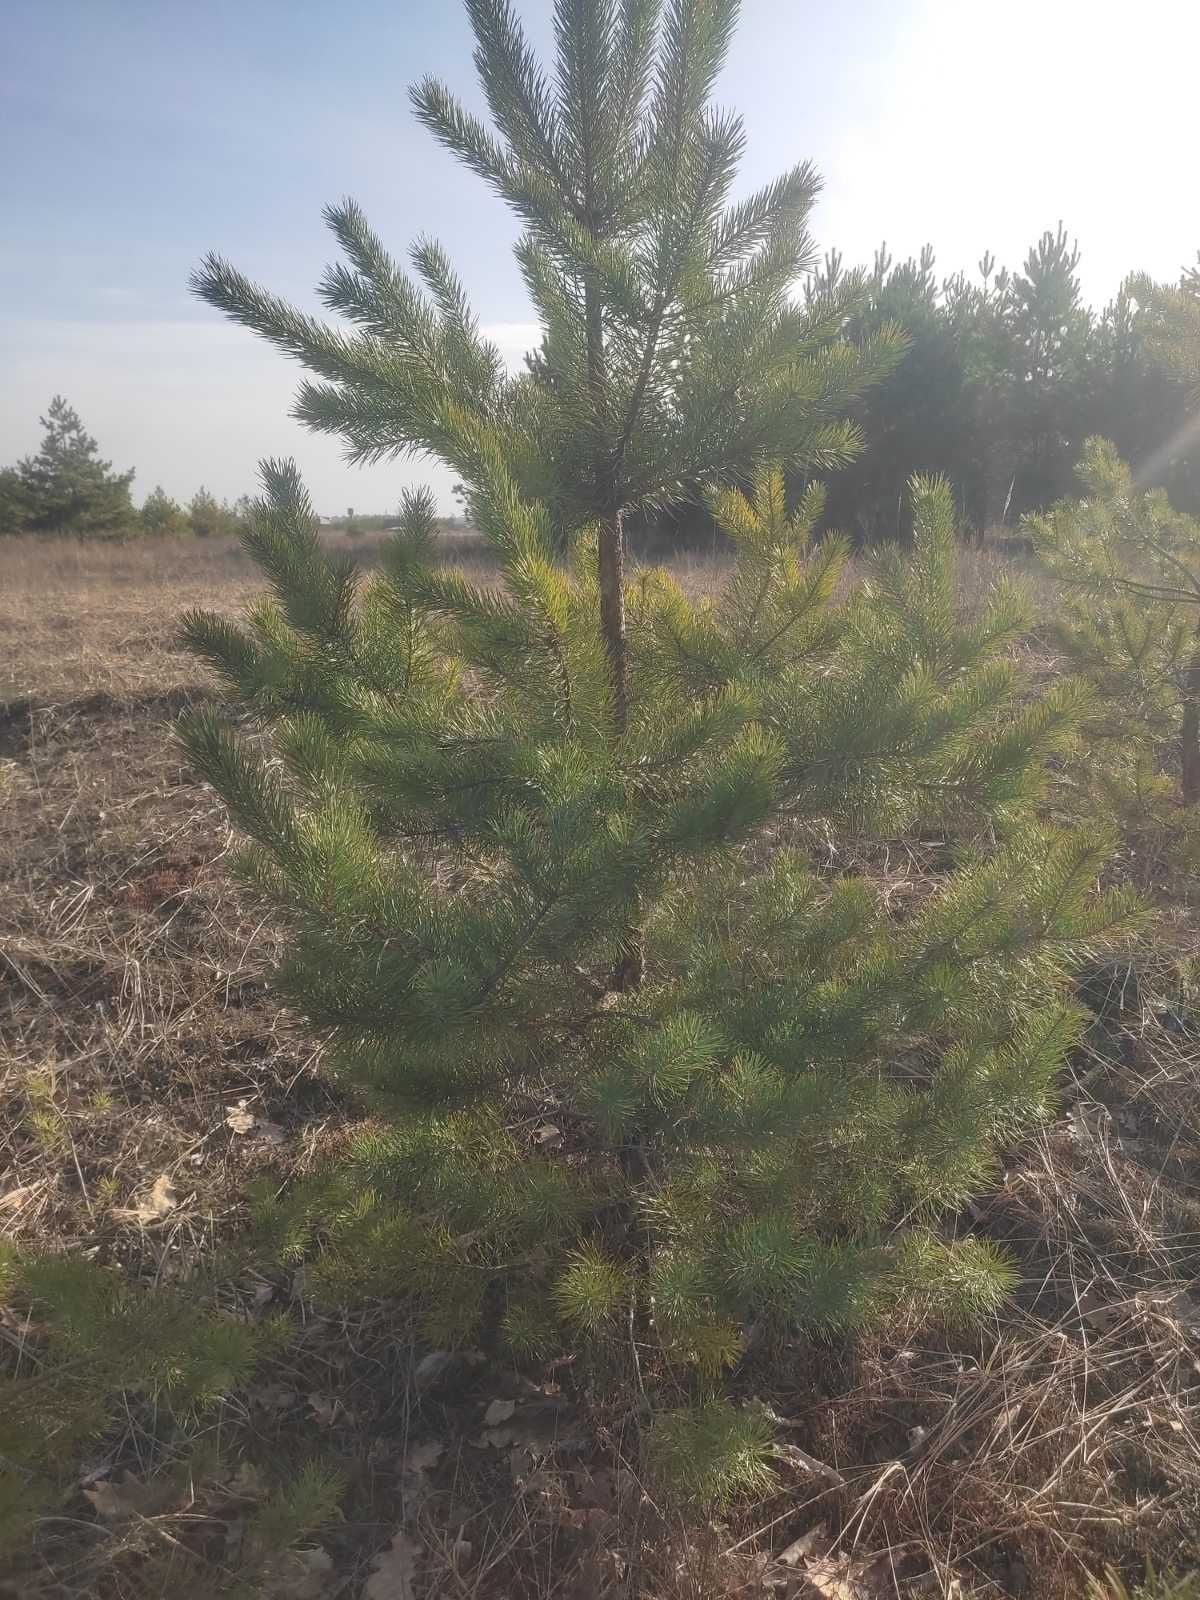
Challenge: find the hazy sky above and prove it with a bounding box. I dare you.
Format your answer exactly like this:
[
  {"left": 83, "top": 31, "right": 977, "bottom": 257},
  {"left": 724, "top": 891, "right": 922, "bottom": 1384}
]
[{"left": 2, "top": 0, "right": 1197, "bottom": 515}]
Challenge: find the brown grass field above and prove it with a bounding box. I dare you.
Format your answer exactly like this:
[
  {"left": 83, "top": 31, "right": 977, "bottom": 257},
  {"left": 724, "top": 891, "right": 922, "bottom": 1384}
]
[{"left": 2, "top": 530, "right": 1199, "bottom": 1599}]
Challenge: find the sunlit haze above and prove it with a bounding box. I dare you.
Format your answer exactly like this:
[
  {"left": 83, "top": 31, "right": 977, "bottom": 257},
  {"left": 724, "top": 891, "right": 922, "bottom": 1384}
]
[{"left": 3, "top": 0, "right": 1197, "bottom": 515}]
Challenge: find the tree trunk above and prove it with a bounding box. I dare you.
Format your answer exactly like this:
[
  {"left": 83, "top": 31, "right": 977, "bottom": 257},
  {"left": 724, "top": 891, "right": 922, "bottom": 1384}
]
[
  {"left": 1183, "top": 655, "right": 1200, "bottom": 807},
  {"left": 598, "top": 507, "right": 628, "bottom": 734},
  {"left": 582, "top": 266, "right": 636, "bottom": 979},
  {"left": 583, "top": 271, "right": 628, "bottom": 737},
  {"left": 1180, "top": 624, "right": 1200, "bottom": 805},
  {"left": 599, "top": 504, "right": 640, "bottom": 987},
  {"left": 1183, "top": 698, "right": 1200, "bottom": 806}
]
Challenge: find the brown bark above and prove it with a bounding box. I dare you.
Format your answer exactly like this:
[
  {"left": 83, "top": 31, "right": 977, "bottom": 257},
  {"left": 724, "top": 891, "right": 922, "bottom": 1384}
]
[
  {"left": 583, "top": 267, "right": 628, "bottom": 738},
  {"left": 598, "top": 507, "right": 628, "bottom": 734},
  {"left": 1181, "top": 626, "right": 1200, "bottom": 806},
  {"left": 1184, "top": 682, "right": 1200, "bottom": 808},
  {"left": 1183, "top": 699, "right": 1200, "bottom": 806}
]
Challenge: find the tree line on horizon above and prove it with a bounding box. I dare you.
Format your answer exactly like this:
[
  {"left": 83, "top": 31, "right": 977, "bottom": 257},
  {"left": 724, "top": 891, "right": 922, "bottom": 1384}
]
[
  {"left": 616, "top": 229, "right": 1200, "bottom": 547},
  {"left": 3, "top": 235, "right": 1198, "bottom": 550},
  {"left": 818, "top": 231, "right": 1200, "bottom": 541},
  {"left": 0, "top": 398, "right": 423, "bottom": 542},
  {"left": 0, "top": 396, "right": 252, "bottom": 542}
]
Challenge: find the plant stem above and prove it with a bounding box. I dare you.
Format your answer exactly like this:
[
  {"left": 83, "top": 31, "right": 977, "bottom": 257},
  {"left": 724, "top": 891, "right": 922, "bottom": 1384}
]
[{"left": 1182, "top": 631, "right": 1200, "bottom": 805}]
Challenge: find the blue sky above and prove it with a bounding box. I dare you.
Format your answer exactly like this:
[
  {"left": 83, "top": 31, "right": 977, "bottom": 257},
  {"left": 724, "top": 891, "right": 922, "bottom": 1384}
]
[{"left": 2, "top": 0, "right": 1197, "bottom": 514}]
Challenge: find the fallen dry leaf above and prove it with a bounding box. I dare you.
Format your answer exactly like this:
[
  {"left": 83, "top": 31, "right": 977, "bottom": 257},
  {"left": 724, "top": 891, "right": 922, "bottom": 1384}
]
[
  {"left": 413, "top": 1350, "right": 452, "bottom": 1390},
  {"left": 559, "top": 1505, "right": 615, "bottom": 1533},
  {"left": 477, "top": 1395, "right": 521, "bottom": 1446},
  {"left": 398, "top": 1438, "right": 443, "bottom": 1516},
  {"left": 227, "top": 1101, "right": 287, "bottom": 1144},
  {"left": 533, "top": 1122, "right": 562, "bottom": 1144},
  {"left": 112, "top": 1173, "right": 178, "bottom": 1225},
  {"left": 225, "top": 1102, "right": 257, "bottom": 1134},
  {"left": 403, "top": 1440, "right": 445, "bottom": 1473},
  {"left": 83, "top": 1472, "right": 173, "bottom": 1521},
  {"left": 364, "top": 1531, "right": 418, "bottom": 1600},
  {"left": 249, "top": 1381, "right": 298, "bottom": 1412},
  {"left": 803, "top": 1554, "right": 861, "bottom": 1600},
  {"left": 478, "top": 1423, "right": 520, "bottom": 1449},
  {"left": 226, "top": 1461, "right": 266, "bottom": 1499},
  {"left": 83, "top": 1477, "right": 138, "bottom": 1521},
  {"left": 261, "top": 1546, "right": 335, "bottom": 1600},
  {"left": 308, "top": 1393, "right": 340, "bottom": 1427},
  {"left": 778, "top": 1524, "right": 831, "bottom": 1567}
]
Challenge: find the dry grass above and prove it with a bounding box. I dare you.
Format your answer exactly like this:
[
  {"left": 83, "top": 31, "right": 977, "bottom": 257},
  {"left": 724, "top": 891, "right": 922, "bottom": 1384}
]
[
  {"left": 1, "top": 529, "right": 1197, "bottom": 1599},
  {"left": 0, "top": 526, "right": 504, "bottom": 699},
  {"left": 0, "top": 526, "right": 1051, "bottom": 702}
]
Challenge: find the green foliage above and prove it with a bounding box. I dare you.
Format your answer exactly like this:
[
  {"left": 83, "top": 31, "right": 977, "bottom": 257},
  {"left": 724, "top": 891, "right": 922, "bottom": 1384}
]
[
  {"left": 1136, "top": 254, "right": 1200, "bottom": 405},
  {"left": 248, "top": 1460, "right": 344, "bottom": 1556},
  {"left": 180, "top": 456, "right": 1132, "bottom": 1501},
  {"left": 0, "top": 1247, "right": 270, "bottom": 1557},
  {"left": 192, "top": 1, "right": 904, "bottom": 562},
  {"left": 1090, "top": 1568, "right": 1200, "bottom": 1600},
  {"left": 1029, "top": 439, "right": 1200, "bottom": 836},
  {"left": 646, "top": 1401, "right": 776, "bottom": 1507},
  {"left": 189, "top": 485, "right": 246, "bottom": 538},
  {"left": 141, "top": 483, "right": 189, "bottom": 537},
  {"left": 554, "top": 1243, "right": 632, "bottom": 1332},
  {"left": 818, "top": 236, "right": 1200, "bottom": 541},
  {"left": 184, "top": 0, "right": 1133, "bottom": 1508},
  {"left": 0, "top": 467, "right": 26, "bottom": 535},
  {"left": 4, "top": 396, "right": 137, "bottom": 539}
]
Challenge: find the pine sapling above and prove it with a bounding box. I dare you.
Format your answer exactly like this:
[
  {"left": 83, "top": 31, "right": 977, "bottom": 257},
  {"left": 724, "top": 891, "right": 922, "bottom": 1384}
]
[
  {"left": 1030, "top": 438, "right": 1200, "bottom": 860},
  {"left": 183, "top": 0, "right": 1133, "bottom": 1502},
  {"left": 180, "top": 457, "right": 1131, "bottom": 1500}
]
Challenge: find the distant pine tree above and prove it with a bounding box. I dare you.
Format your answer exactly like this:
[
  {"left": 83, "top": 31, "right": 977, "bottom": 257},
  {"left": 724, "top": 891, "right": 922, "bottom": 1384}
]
[
  {"left": 1138, "top": 255, "right": 1200, "bottom": 404},
  {"left": 188, "top": 485, "right": 242, "bottom": 538},
  {"left": 0, "top": 468, "right": 24, "bottom": 536},
  {"left": 183, "top": 0, "right": 1134, "bottom": 1502},
  {"left": 140, "top": 484, "right": 188, "bottom": 537},
  {"left": 1030, "top": 439, "right": 1200, "bottom": 873},
  {"left": 14, "top": 396, "right": 136, "bottom": 539}
]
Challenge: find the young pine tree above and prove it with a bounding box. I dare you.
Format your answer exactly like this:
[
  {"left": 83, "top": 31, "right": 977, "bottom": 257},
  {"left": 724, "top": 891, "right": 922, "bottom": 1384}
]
[
  {"left": 1029, "top": 438, "right": 1200, "bottom": 865},
  {"left": 0, "top": 468, "right": 27, "bottom": 535},
  {"left": 188, "top": 485, "right": 240, "bottom": 538},
  {"left": 183, "top": 0, "right": 1131, "bottom": 1500},
  {"left": 0, "top": 1247, "right": 268, "bottom": 1557},
  {"left": 141, "top": 484, "right": 188, "bottom": 537},
  {"left": 14, "top": 396, "right": 136, "bottom": 539},
  {"left": 194, "top": 0, "right": 903, "bottom": 729},
  {"left": 0, "top": 1247, "right": 344, "bottom": 1588}
]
